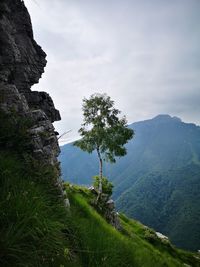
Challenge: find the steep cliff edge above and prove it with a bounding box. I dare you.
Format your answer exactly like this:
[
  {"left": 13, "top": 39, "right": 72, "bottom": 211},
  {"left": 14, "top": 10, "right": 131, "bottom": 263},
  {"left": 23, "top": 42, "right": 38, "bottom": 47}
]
[
  {"left": 0, "top": 0, "right": 60, "bottom": 166},
  {"left": 0, "top": 2, "right": 71, "bottom": 264}
]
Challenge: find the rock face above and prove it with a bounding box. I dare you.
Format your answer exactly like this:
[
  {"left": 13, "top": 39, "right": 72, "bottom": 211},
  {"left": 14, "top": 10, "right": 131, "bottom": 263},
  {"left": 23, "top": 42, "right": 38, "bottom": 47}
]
[
  {"left": 0, "top": 0, "right": 61, "bottom": 166},
  {"left": 89, "top": 187, "right": 121, "bottom": 229},
  {"left": 104, "top": 199, "right": 121, "bottom": 230}
]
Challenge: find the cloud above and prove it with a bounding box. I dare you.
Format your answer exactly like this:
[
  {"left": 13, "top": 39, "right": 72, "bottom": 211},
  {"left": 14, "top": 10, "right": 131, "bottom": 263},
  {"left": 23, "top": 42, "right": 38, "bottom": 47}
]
[{"left": 24, "top": 0, "right": 200, "bottom": 142}]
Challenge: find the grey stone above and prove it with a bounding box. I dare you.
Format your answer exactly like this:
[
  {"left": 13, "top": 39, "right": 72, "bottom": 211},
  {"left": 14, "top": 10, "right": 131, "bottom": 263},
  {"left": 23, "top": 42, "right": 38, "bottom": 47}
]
[
  {"left": 0, "top": 0, "right": 62, "bottom": 175},
  {"left": 106, "top": 199, "right": 115, "bottom": 210},
  {"left": 29, "top": 126, "right": 45, "bottom": 135},
  {"left": 103, "top": 199, "right": 121, "bottom": 230},
  {"left": 156, "top": 232, "right": 169, "bottom": 240},
  {"left": 24, "top": 91, "right": 61, "bottom": 122},
  {"left": 88, "top": 186, "right": 98, "bottom": 195},
  {"left": 0, "top": 0, "right": 69, "bottom": 216},
  {"left": 64, "top": 198, "right": 70, "bottom": 209}
]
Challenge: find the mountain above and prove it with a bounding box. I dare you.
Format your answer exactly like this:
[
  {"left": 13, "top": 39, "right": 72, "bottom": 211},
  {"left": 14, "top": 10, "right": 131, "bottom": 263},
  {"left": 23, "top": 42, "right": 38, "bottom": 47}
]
[{"left": 59, "top": 114, "right": 200, "bottom": 251}]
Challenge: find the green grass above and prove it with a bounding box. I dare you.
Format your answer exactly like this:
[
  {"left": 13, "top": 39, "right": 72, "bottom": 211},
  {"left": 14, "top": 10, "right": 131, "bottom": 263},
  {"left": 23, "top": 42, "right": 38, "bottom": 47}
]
[
  {"left": 1, "top": 153, "right": 199, "bottom": 267},
  {"left": 0, "top": 107, "right": 199, "bottom": 266},
  {"left": 0, "top": 152, "right": 79, "bottom": 267},
  {"left": 119, "top": 213, "right": 200, "bottom": 267},
  {"left": 65, "top": 185, "right": 200, "bottom": 267},
  {"left": 0, "top": 110, "right": 79, "bottom": 266}
]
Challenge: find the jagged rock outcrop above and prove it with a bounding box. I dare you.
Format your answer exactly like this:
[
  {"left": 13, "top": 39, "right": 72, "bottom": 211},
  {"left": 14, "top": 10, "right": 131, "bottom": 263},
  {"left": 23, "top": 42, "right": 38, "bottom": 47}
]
[
  {"left": 0, "top": 0, "right": 61, "bottom": 166},
  {"left": 0, "top": 0, "right": 46, "bottom": 91},
  {"left": 88, "top": 187, "right": 121, "bottom": 229},
  {"left": 104, "top": 199, "right": 121, "bottom": 230}
]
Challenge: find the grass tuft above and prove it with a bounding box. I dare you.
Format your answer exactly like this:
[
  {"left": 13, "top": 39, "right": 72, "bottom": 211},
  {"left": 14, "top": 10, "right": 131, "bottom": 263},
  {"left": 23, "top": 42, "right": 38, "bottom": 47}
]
[{"left": 0, "top": 153, "right": 78, "bottom": 267}]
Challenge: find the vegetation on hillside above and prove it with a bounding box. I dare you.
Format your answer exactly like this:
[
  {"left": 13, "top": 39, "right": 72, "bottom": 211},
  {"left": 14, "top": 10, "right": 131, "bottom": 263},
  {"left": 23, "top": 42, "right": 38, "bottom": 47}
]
[
  {"left": 117, "top": 165, "right": 200, "bottom": 251},
  {"left": 59, "top": 114, "right": 200, "bottom": 251},
  {"left": 64, "top": 184, "right": 200, "bottom": 267},
  {"left": 1, "top": 111, "right": 200, "bottom": 266},
  {"left": 0, "top": 152, "right": 77, "bottom": 267},
  {"left": 0, "top": 112, "right": 76, "bottom": 266}
]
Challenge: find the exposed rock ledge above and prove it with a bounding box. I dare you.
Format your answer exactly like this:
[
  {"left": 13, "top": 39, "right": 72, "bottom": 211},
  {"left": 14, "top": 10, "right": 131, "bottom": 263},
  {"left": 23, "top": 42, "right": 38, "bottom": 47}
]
[{"left": 0, "top": 0, "right": 61, "bottom": 166}]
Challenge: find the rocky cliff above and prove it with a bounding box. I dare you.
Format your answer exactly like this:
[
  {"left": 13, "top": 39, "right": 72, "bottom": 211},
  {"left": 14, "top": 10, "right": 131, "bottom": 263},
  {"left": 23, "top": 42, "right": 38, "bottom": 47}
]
[{"left": 0, "top": 0, "right": 61, "bottom": 166}]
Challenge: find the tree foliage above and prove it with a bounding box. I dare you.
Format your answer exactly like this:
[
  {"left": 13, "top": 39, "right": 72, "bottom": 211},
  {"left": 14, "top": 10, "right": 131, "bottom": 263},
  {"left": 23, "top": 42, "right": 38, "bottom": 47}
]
[
  {"left": 74, "top": 93, "right": 134, "bottom": 197},
  {"left": 93, "top": 175, "right": 113, "bottom": 197}
]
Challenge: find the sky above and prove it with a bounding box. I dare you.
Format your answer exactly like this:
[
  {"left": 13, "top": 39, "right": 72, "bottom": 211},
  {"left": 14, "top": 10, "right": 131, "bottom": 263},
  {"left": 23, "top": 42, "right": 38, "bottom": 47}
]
[{"left": 24, "top": 0, "right": 200, "bottom": 144}]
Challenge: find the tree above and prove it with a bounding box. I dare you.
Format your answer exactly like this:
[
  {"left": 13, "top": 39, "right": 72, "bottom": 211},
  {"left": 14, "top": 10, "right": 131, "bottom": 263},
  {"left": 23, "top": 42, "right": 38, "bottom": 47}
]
[{"left": 74, "top": 93, "right": 134, "bottom": 201}]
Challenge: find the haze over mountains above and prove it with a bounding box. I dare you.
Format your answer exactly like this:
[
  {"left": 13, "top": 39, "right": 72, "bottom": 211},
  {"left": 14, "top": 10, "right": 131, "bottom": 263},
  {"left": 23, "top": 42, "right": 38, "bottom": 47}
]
[{"left": 59, "top": 114, "right": 200, "bottom": 251}]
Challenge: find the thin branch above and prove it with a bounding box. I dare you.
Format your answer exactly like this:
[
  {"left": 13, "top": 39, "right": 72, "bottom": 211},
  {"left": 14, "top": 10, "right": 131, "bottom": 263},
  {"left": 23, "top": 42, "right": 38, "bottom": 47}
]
[{"left": 58, "top": 130, "right": 72, "bottom": 140}]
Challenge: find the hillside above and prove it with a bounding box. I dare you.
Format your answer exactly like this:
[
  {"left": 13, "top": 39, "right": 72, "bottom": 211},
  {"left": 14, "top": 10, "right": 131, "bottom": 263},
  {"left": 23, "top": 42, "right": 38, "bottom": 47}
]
[
  {"left": 1, "top": 114, "right": 199, "bottom": 266},
  {"left": 59, "top": 114, "right": 200, "bottom": 251},
  {"left": 63, "top": 184, "right": 200, "bottom": 267},
  {"left": 1, "top": 144, "right": 200, "bottom": 266}
]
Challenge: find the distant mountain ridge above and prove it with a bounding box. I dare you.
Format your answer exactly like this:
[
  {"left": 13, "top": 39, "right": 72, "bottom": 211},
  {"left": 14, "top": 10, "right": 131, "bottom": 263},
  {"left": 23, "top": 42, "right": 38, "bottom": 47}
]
[{"left": 59, "top": 114, "right": 200, "bottom": 251}]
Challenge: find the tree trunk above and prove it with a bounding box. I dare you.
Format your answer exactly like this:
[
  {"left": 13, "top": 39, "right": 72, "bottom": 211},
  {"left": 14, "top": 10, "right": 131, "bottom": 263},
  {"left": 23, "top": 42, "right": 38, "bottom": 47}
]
[
  {"left": 99, "top": 157, "right": 103, "bottom": 194},
  {"left": 96, "top": 148, "right": 103, "bottom": 203}
]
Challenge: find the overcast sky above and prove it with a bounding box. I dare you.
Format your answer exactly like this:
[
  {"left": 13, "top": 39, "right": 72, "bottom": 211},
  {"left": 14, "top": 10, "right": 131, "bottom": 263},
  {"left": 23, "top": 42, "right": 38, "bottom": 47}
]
[{"left": 24, "top": 0, "right": 200, "bottom": 144}]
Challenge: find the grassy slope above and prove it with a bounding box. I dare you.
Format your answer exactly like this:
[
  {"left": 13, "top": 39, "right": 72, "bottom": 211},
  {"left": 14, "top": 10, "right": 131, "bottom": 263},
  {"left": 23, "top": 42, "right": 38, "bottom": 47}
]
[
  {"left": 1, "top": 152, "right": 200, "bottom": 266},
  {"left": 0, "top": 152, "right": 80, "bottom": 267},
  {"left": 0, "top": 111, "right": 199, "bottom": 266},
  {"left": 59, "top": 118, "right": 200, "bottom": 252},
  {"left": 0, "top": 112, "right": 80, "bottom": 266},
  {"left": 65, "top": 185, "right": 200, "bottom": 267}
]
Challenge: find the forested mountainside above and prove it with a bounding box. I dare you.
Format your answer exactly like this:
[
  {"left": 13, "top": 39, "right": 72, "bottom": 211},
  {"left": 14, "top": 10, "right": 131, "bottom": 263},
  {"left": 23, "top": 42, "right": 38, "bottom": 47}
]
[{"left": 59, "top": 114, "right": 200, "bottom": 251}]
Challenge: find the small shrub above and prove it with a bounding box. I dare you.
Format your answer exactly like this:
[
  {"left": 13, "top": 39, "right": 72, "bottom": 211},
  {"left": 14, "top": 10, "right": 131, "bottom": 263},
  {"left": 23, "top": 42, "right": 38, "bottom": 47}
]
[{"left": 93, "top": 176, "right": 113, "bottom": 197}]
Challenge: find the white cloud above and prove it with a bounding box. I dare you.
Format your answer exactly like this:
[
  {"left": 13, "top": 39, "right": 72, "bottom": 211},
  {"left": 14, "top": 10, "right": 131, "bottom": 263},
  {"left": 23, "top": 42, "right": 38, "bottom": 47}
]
[{"left": 24, "top": 0, "right": 200, "bottom": 140}]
